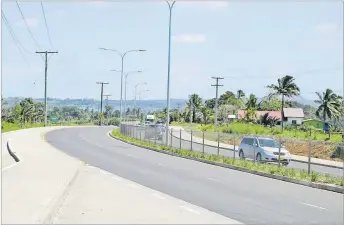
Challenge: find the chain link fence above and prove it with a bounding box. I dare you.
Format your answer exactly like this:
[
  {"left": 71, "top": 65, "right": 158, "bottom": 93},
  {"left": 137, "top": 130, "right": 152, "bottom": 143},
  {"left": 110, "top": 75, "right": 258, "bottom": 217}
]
[{"left": 119, "top": 123, "right": 344, "bottom": 177}]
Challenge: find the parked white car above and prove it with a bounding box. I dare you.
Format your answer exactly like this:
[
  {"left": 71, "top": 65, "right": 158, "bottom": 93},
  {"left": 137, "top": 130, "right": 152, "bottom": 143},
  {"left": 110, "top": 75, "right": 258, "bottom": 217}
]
[{"left": 238, "top": 136, "right": 291, "bottom": 165}]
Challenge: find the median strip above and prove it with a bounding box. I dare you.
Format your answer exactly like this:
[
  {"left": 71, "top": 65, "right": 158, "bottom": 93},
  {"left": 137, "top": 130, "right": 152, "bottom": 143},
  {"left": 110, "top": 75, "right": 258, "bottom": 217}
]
[{"left": 110, "top": 128, "right": 344, "bottom": 193}]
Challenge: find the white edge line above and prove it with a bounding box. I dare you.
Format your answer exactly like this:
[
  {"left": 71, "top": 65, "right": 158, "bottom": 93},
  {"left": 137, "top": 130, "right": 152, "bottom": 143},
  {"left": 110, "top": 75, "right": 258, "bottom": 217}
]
[
  {"left": 180, "top": 205, "right": 201, "bottom": 215},
  {"left": 152, "top": 193, "right": 166, "bottom": 200},
  {"left": 2, "top": 163, "right": 18, "bottom": 171},
  {"left": 300, "top": 202, "right": 327, "bottom": 210}
]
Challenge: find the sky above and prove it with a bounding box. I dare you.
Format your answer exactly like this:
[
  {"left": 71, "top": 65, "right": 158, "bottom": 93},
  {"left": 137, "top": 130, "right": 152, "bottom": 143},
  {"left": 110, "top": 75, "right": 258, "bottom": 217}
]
[{"left": 1, "top": 0, "right": 343, "bottom": 101}]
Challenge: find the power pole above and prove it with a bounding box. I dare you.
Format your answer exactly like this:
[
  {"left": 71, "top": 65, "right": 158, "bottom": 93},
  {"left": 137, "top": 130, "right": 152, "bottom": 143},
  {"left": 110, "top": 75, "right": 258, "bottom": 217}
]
[
  {"left": 35, "top": 51, "right": 58, "bottom": 127},
  {"left": 211, "top": 77, "right": 224, "bottom": 129},
  {"left": 96, "top": 82, "right": 109, "bottom": 126}
]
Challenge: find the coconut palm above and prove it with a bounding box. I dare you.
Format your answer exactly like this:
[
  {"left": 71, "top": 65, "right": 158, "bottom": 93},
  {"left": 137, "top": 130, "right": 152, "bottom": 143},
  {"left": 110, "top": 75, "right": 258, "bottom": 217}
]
[
  {"left": 237, "top": 90, "right": 245, "bottom": 99},
  {"left": 246, "top": 94, "right": 258, "bottom": 109},
  {"left": 187, "top": 94, "right": 202, "bottom": 122},
  {"left": 267, "top": 75, "right": 300, "bottom": 130},
  {"left": 315, "top": 89, "right": 342, "bottom": 122}
]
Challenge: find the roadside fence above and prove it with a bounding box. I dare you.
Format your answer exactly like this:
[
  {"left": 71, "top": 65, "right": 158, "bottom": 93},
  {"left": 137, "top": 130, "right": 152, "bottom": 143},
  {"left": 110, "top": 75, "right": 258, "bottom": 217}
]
[{"left": 119, "top": 123, "right": 344, "bottom": 177}]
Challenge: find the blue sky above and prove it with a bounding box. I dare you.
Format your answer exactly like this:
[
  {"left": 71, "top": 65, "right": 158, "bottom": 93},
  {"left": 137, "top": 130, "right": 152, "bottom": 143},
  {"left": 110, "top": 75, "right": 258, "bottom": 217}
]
[{"left": 2, "top": 1, "right": 343, "bottom": 101}]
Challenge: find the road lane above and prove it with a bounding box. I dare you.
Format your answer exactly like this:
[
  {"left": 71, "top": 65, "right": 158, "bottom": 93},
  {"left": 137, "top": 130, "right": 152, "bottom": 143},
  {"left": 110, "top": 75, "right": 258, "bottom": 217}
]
[
  {"left": 45, "top": 127, "right": 343, "bottom": 225},
  {"left": 163, "top": 130, "right": 344, "bottom": 177}
]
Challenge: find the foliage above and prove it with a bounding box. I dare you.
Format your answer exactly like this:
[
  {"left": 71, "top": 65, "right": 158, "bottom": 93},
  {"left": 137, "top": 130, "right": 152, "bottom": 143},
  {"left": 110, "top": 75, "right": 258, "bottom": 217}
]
[
  {"left": 315, "top": 89, "right": 342, "bottom": 122},
  {"left": 112, "top": 128, "right": 343, "bottom": 187},
  {"left": 258, "top": 97, "right": 282, "bottom": 111},
  {"left": 267, "top": 75, "right": 301, "bottom": 130}
]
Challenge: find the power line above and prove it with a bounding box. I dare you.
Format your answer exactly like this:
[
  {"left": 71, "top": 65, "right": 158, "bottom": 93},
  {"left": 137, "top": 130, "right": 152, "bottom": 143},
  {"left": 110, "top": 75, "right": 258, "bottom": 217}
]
[
  {"left": 1, "top": 11, "right": 30, "bottom": 67},
  {"left": 40, "top": 1, "right": 54, "bottom": 50},
  {"left": 16, "top": 1, "right": 41, "bottom": 51}
]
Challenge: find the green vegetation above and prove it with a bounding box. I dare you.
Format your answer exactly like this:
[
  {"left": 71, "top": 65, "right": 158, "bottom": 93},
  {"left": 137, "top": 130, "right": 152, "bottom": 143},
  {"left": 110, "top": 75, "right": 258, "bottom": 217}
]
[
  {"left": 173, "top": 122, "right": 342, "bottom": 142},
  {"left": 1, "top": 97, "right": 121, "bottom": 132},
  {"left": 111, "top": 128, "right": 344, "bottom": 187}
]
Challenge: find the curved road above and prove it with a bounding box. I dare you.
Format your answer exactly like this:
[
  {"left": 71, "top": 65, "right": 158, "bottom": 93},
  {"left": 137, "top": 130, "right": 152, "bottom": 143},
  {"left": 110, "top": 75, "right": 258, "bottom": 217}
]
[{"left": 45, "top": 127, "right": 343, "bottom": 225}]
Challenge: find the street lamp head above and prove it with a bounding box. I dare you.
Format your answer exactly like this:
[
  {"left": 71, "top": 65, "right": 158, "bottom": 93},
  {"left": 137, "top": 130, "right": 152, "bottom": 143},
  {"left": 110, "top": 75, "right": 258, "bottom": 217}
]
[
  {"left": 138, "top": 49, "right": 146, "bottom": 52},
  {"left": 137, "top": 70, "right": 143, "bottom": 73},
  {"left": 99, "top": 47, "right": 107, "bottom": 50}
]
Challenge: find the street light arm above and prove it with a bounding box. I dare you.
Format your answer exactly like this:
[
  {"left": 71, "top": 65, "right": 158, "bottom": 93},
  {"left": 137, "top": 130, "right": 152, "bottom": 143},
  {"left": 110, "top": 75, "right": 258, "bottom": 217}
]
[
  {"left": 166, "top": 1, "right": 176, "bottom": 9},
  {"left": 99, "top": 47, "right": 123, "bottom": 58},
  {"left": 123, "top": 49, "right": 146, "bottom": 58}
]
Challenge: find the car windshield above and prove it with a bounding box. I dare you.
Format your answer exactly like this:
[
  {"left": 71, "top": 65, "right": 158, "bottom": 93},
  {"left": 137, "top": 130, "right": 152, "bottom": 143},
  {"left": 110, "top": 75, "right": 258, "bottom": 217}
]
[{"left": 258, "top": 138, "right": 281, "bottom": 148}]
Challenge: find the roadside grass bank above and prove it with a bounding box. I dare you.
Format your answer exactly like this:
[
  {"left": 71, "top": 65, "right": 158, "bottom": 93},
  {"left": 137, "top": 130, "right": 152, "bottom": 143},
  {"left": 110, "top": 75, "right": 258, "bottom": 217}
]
[
  {"left": 1, "top": 121, "right": 95, "bottom": 133},
  {"left": 172, "top": 122, "right": 342, "bottom": 142},
  {"left": 111, "top": 129, "right": 344, "bottom": 188},
  {"left": 172, "top": 122, "right": 344, "bottom": 162}
]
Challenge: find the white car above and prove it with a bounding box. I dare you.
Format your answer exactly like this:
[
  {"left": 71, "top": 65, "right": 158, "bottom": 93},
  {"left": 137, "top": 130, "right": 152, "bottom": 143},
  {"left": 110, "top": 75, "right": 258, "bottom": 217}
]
[{"left": 238, "top": 136, "right": 291, "bottom": 165}]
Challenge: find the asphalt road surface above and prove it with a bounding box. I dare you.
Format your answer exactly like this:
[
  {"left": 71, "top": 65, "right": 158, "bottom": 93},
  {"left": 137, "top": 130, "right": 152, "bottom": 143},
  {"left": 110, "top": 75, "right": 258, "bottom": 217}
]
[
  {"left": 167, "top": 132, "right": 344, "bottom": 177},
  {"left": 46, "top": 127, "right": 343, "bottom": 225}
]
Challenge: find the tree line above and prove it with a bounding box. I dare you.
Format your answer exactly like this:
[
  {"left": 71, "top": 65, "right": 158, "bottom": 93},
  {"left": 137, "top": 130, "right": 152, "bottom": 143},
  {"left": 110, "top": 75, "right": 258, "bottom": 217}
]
[{"left": 151, "top": 75, "right": 343, "bottom": 131}]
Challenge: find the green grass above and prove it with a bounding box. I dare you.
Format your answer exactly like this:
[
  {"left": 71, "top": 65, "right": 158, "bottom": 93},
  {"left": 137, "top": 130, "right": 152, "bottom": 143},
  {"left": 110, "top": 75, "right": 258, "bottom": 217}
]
[
  {"left": 111, "top": 128, "right": 344, "bottom": 187},
  {"left": 172, "top": 122, "right": 342, "bottom": 143},
  {"left": 1, "top": 121, "right": 95, "bottom": 133}
]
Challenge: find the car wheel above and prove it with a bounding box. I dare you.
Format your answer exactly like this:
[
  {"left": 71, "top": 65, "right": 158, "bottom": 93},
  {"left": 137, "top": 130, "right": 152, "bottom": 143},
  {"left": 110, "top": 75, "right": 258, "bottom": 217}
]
[
  {"left": 256, "top": 153, "right": 262, "bottom": 162},
  {"left": 239, "top": 150, "right": 245, "bottom": 159}
]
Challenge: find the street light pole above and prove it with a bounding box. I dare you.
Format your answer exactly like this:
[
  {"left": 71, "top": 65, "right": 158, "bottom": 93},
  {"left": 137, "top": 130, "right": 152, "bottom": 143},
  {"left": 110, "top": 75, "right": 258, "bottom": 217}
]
[
  {"left": 134, "top": 82, "right": 147, "bottom": 110},
  {"left": 99, "top": 48, "right": 146, "bottom": 123},
  {"left": 111, "top": 70, "right": 142, "bottom": 121},
  {"left": 165, "top": 0, "right": 176, "bottom": 145}
]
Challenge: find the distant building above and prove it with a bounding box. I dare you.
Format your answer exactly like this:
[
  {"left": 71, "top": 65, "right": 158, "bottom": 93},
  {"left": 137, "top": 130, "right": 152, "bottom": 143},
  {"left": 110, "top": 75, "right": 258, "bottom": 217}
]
[
  {"left": 303, "top": 119, "right": 329, "bottom": 131},
  {"left": 237, "top": 108, "right": 304, "bottom": 126}
]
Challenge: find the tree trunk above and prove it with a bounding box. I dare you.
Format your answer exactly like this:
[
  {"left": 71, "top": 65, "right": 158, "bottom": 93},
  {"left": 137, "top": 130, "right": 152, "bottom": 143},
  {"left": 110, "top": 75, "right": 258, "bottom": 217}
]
[{"left": 281, "top": 95, "right": 284, "bottom": 131}]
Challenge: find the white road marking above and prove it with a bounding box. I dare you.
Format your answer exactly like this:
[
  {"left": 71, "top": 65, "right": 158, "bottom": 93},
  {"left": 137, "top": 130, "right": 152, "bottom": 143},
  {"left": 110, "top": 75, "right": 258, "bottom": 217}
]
[
  {"left": 157, "top": 163, "right": 164, "bottom": 166},
  {"left": 112, "top": 176, "right": 122, "bottom": 181},
  {"left": 100, "top": 171, "right": 110, "bottom": 175},
  {"left": 300, "top": 202, "right": 327, "bottom": 210},
  {"left": 127, "top": 154, "right": 137, "bottom": 158},
  {"left": 2, "top": 163, "right": 18, "bottom": 171},
  {"left": 129, "top": 183, "right": 139, "bottom": 189},
  {"left": 152, "top": 193, "right": 166, "bottom": 200},
  {"left": 180, "top": 205, "right": 201, "bottom": 215},
  {"left": 207, "top": 177, "right": 222, "bottom": 183}
]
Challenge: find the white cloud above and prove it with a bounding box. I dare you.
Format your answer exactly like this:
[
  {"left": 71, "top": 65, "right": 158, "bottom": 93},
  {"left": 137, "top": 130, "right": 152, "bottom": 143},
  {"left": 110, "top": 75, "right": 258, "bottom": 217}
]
[
  {"left": 16, "top": 18, "right": 39, "bottom": 28},
  {"left": 177, "top": 1, "right": 229, "bottom": 10},
  {"left": 315, "top": 22, "right": 338, "bottom": 34},
  {"left": 87, "top": 1, "right": 110, "bottom": 8},
  {"left": 172, "top": 34, "right": 206, "bottom": 43}
]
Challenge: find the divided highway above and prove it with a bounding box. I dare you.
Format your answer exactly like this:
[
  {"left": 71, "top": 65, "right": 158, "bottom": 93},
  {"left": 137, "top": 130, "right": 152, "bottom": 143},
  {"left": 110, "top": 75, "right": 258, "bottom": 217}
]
[{"left": 45, "top": 127, "right": 343, "bottom": 225}]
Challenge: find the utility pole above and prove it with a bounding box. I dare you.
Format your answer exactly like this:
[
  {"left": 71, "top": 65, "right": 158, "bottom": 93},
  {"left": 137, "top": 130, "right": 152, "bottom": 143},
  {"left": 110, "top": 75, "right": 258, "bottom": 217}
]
[
  {"left": 35, "top": 51, "right": 58, "bottom": 127},
  {"left": 96, "top": 82, "right": 109, "bottom": 126},
  {"left": 211, "top": 77, "right": 224, "bottom": 129}
]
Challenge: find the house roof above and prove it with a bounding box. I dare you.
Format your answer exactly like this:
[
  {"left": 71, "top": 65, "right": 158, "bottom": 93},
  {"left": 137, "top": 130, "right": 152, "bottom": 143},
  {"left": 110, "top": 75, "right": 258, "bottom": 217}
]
[
  {"left": 283, "top": 108, "right": 304, "bottom": 118},
  {"left": 237, "top": 110, "right": 282, "bottom": 120}
]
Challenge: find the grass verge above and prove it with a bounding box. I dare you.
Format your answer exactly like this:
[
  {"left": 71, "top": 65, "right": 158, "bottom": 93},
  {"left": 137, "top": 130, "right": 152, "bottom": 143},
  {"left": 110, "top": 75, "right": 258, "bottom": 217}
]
[{"left": 111, "top": 128, "right": 343, "bottom": 187}]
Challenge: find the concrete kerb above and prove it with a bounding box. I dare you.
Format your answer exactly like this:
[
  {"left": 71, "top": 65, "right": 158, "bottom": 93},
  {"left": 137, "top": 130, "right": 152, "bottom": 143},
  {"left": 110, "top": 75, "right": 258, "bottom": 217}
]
[
  {"left": 169, "top": 128, "right": 344, "bottom": 170},
  {"left": 109, "top": 131, "right": 344, "bottom": 194},
  {"left": 7, "top": 140, "right": 20, "bottom": 162}
]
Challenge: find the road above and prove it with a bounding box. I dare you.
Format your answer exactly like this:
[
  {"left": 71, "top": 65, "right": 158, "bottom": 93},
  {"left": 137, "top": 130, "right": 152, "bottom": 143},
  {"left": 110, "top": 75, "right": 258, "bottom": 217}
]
[
  {"left": 166, "top": 131, "right": 344, "bottom": 177},
  {"left": 46, "top": 127, "right": 343, "bottom": 225}
]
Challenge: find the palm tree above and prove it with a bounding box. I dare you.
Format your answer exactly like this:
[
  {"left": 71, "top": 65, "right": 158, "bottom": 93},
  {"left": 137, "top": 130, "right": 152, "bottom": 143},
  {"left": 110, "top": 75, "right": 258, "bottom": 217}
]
[
  {"left": 187, "top": 94, "right": 202, "bottom": 122},
  {"left": 237, "top": 90, "right": 245, "bottom": 99},
  {"left": 267, "top": 75, "right": 300, "bottom": 130},
  {"left": 315, "top": 89, "right": 342, "bottom": 122},
  {"left": 246, "top": 94, "right": 258, "bottom": 109}
]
